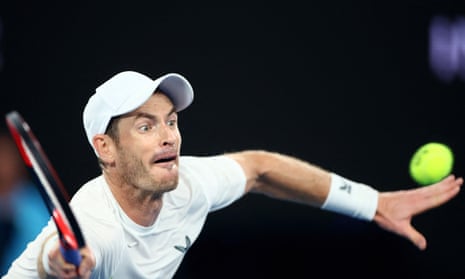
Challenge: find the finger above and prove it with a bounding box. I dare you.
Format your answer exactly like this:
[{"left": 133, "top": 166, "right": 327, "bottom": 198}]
[
  {"left": 410, "top": 176, "right": 462, "bottom": 214},
  {"left": 431, "top": 182, "right": 461, "bottom": 206},
  {"left": 48, "top": 249, "right": 79, "bottom": 278},
  {"left": 420, "top": 182, "right": 460, "bottom": 209},
  {"left": 79, "top": 269, "right": 93, "bottom": 279},
  {"left": 405, "top": 224, "right": 427, "bottom": 251},
  {"left": 51, "top": 261, "right": 78, "bottom": 279},
  {"left": 416, "top": 175, "right": 460, "bottom": 197},
  {"left": 51, "top": 264, "right": 78, "bottom": 279},
  {"left": 432, "top": 175, "right": 462, "bottom": 193},
  {"left": 76, "top": 246, "right": 96, "bottom": 278},
  {"left": 78, "top": 256, "right": 95, "bottom": 278}
]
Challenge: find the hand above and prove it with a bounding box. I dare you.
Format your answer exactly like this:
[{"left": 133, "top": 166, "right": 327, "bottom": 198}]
[
  {"left": 47, "top": 244, "right": 95, "bottom": 279},
  {"left": 374, "top": 175, "right": 463, "bottom": 250}
]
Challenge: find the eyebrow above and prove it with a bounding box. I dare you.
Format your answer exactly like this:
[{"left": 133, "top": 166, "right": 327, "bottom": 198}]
[{"left": 133, "top": 106, "right": 177, "bottom": 121}]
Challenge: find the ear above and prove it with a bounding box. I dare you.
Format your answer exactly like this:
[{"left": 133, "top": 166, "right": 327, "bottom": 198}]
[{"left": 92, "top": 134, "right": 115, "bottom": 164}]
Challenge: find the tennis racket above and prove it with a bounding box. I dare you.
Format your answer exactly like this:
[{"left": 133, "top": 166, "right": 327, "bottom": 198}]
[{"left": 5, "top": 110, "right": 85, "bottom": 266}]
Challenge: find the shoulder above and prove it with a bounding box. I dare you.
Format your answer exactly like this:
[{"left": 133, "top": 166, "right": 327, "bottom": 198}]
[
  {"left": 178, "top": 155, "right": 245, "bottom": 192},
  {"left": 179, "top": 155, "right": 243, "bottom": 177},
  {"left": 70, "top": 175, "right": 124, "bottom": 246},
  {"left": 71, "top": 176, "right": 109, "bottom": 212},
  {"left": 176, "top": 155, "right": 246, "bottom": 211}
]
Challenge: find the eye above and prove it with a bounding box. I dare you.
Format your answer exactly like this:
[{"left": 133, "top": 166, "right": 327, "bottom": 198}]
[
  {"left": 138, "top": 124, "right": 152, "bottom": 132},
  {"left": 167, "top": 114, "right": 178, "bottom": 127},
  {"left": 167, "top": 119, "right": 177, "bottom": 126}
]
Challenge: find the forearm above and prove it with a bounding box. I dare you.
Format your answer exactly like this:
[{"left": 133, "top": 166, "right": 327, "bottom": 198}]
[
  {"left": 228, "top": 150, "right": 378, "bottom": 221},
  {"left": 228, "top": 150, "right": 331, "bottom": 207}
]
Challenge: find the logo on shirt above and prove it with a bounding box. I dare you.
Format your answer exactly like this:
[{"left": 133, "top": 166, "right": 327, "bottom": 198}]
[
  {"left": 340, "top": 181, "right": 351, "bottom": 194},
  {"left": 174, "top": 235, "right": 192, "bottom": 253}
]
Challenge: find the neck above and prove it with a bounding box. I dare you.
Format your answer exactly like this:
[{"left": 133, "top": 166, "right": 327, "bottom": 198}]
[{"left": 104, "top": 173, "right": 163, "bottom": 227}]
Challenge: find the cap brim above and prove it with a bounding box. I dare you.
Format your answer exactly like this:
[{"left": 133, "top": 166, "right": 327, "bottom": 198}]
[{"left": 156, "top": 73, "right": 194, "bottom": 112}]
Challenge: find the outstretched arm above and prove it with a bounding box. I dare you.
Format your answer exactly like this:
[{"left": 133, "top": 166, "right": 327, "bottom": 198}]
[{"left": 227, "top": 150, "right": 463, "bottom": 250}]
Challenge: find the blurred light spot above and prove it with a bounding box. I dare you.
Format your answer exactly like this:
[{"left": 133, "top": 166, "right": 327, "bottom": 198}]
[
  {"left": 429, "top": 15, "right": 465, "bottom": 83},
  {"left": 0, "top": 17, "right": 3, "bottom": 72}
]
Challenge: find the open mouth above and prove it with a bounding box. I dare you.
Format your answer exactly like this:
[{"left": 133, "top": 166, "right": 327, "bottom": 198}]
[
  {"left": 152, "top": 150, "right": 178, "bottom": 168},
  {"left": 154, "top": 155, "right": 177, "bottom": 164}
]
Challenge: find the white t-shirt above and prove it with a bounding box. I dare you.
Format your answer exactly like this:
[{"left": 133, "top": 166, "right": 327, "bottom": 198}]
[{"left": 3, "top": 155, "right": 246, "bottom": 279}]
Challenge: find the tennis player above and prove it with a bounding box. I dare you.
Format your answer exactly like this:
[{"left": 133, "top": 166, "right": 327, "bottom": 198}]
[{"left": 3, "top": 71, "right": 463, "bottom": 279}]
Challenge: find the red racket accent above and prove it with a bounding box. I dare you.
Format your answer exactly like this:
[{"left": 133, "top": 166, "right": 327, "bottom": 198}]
[
  {"left": 7, "top": 122, "right": 33, "bottom": 167},
  {"left": 5, "top": 111, "right": 85, "bottom": 266},
  {"left": 53, "top": 209, "right": 79, "bottom": 250}
]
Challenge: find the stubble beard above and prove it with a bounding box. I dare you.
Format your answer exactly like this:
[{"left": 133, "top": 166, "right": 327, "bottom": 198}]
[{"left": 117, "top": 148, "right": 178, "bottom": 196}]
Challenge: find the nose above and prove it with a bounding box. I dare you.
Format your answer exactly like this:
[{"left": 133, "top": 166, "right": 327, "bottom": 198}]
[{"left": 159, "top": 125, "right": 177, "bottom": 147}]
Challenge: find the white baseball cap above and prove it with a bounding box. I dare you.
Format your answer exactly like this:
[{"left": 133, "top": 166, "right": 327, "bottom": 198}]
[{"left": 83, "top": 71, "right": 194, "bottom": 150}]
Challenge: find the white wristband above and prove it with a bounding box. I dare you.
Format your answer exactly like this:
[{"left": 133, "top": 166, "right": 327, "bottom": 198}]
[
  {"left": 321, "top": 173, "right": 378, "bottom": 221},
  {"left": 41, "top": 234, "right": 58, "bottom": 274}
]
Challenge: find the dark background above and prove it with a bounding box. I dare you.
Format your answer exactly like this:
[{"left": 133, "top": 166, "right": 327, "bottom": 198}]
[{"left": 1, "top": 1, "right": 465, "bottom": 278}]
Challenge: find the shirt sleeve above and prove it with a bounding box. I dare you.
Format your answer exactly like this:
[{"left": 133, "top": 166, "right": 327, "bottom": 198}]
[
  {"left": 179, "top": 155, "right": 247, "bottom": 212},
  {"left": 2, "top": 220, "right": 55, "bottom": 279}
]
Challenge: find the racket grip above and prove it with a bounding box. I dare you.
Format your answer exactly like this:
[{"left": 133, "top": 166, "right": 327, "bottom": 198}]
[{"left": 59, "top": 245, "right": 82, "bottom": 266}]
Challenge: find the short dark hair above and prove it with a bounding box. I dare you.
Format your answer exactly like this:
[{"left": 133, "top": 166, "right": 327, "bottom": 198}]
[{"left": 105, "top": 116, "right": 121, "bottom": 143}]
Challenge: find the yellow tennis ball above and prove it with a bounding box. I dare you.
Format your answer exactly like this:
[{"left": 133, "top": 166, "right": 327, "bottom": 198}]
[{"left": 409, "top": 142, "right": 454, "bottom": 186}]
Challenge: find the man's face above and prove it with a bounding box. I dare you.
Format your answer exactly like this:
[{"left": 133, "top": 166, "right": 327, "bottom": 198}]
[{"left": 111, "top": 93, "right": 181, "bottom": 195}]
